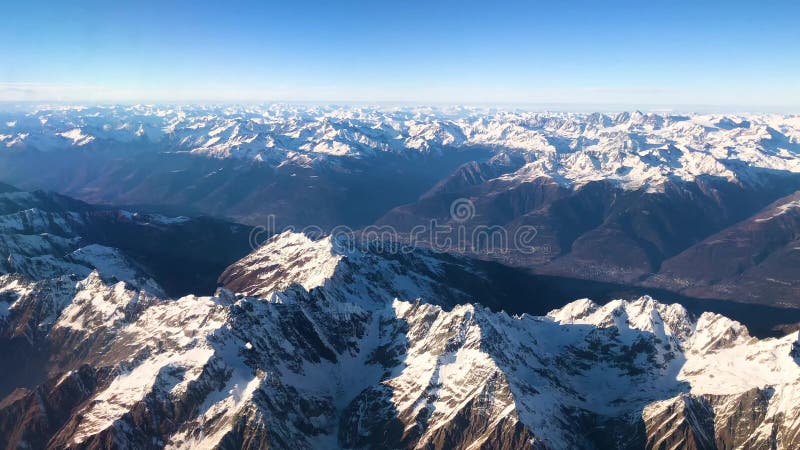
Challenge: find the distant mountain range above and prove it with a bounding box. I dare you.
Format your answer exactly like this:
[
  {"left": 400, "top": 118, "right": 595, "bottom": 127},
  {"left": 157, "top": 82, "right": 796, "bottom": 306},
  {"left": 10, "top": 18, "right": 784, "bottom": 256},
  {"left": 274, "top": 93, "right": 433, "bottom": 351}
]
[{"left": 1, "top": 106, "right": 798, "bottom": 192}]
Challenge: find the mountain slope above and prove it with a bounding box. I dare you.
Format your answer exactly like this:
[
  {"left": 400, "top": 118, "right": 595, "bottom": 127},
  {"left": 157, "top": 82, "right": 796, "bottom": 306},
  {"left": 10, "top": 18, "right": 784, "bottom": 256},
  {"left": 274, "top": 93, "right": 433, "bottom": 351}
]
[
  {"left": 377, "top": 172, "right": 800, "bottom": 300},
  {"left": 647, "top": 190, "right": 800, "bottom": 306}
]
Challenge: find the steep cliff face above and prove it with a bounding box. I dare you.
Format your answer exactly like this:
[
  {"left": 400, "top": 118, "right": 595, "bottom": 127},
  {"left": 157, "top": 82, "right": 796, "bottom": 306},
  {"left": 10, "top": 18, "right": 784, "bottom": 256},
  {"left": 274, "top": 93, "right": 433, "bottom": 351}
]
[{"left": 1, "top": 231, "right": 799, "bottom": 449}]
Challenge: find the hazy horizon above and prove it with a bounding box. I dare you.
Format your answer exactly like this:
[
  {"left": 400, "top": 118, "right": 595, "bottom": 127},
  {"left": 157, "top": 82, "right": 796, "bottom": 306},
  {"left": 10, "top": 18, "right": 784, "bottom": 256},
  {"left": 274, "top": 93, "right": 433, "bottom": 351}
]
[
  {"left": 3, "top": 0, "right": 799, "bottom": 110},
  {"left": 1, "top": 100, "right": 798, "bottom": 115}
]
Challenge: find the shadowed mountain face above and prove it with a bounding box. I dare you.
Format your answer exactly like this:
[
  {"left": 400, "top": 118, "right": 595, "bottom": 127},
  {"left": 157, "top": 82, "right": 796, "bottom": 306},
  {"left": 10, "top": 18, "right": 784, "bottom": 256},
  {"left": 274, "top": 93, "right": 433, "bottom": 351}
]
[
  {"left": 1, "top": 231, "right": 799, "bottom": 449},
  {"left": 377, "top": 171, "right": 800, "bottom": 307},
  {"left": 0, "top": 146, "right": 493, "bottom": 229},
  {"left": 0, "top": 185, "right": 254, "bottom": 297},
  {"left": 645, "top": 190, "right": 800, "bottom": 307}
]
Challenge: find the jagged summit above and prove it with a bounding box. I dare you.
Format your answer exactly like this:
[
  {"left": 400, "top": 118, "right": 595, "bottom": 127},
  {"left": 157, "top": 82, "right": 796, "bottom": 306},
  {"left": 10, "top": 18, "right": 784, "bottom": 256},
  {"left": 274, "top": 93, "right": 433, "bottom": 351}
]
[{"left": 219, "top": 231, "right": 479, "bottom": 308}]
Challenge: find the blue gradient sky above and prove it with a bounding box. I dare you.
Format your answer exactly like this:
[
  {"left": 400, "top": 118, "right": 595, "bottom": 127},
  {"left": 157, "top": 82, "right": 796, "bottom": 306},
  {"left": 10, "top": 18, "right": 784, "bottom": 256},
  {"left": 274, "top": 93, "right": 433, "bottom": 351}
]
[{"left": 2, "top": 0, "right": 799, "bottom": 110}]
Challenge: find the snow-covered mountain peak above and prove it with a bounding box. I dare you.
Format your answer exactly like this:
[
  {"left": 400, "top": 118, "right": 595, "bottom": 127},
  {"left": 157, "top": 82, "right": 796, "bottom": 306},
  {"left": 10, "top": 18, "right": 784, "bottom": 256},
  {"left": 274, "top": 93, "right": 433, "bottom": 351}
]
[
  {"left": 225, "top": 231, "right": 344, "bottom": 294},
  {"left": 219, "top": 231, "right": 475, "bottom": 308},
  {"left": 549, "top": 295, "right": 694, "bottom": 342},
  {"left": 55, "top": 270, "right": 160, "bottom": 334},
  {"left": 545, "top": 297, "right": 599, "bottom": 322},
  {"left": 687, "top": 311, "right": 754, "bottom": 353}
]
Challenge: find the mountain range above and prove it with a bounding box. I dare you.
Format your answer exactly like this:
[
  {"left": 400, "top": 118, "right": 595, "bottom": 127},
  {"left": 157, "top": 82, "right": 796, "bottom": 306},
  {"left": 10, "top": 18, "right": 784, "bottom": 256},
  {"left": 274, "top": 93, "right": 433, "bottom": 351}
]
[{"left": 1, "top": 105, "right": 800, "bottom": 448}]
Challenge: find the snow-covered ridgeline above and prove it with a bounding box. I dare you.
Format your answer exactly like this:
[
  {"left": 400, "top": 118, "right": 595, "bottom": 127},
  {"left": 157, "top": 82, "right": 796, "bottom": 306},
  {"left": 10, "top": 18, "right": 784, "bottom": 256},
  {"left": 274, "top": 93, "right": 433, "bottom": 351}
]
[
  {"left": 4, "top": 231, "right": 797, "bottom": 448},
  {"left": 2, "top": 105, "right": 800, "bottom": 191}
]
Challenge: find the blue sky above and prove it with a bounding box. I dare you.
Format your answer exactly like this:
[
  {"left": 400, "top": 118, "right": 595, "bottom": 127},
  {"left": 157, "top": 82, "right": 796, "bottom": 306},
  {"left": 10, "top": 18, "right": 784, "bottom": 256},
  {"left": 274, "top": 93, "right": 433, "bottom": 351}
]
[{"left": 2, "top": 0, "right": 799, "bottom": 110}]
